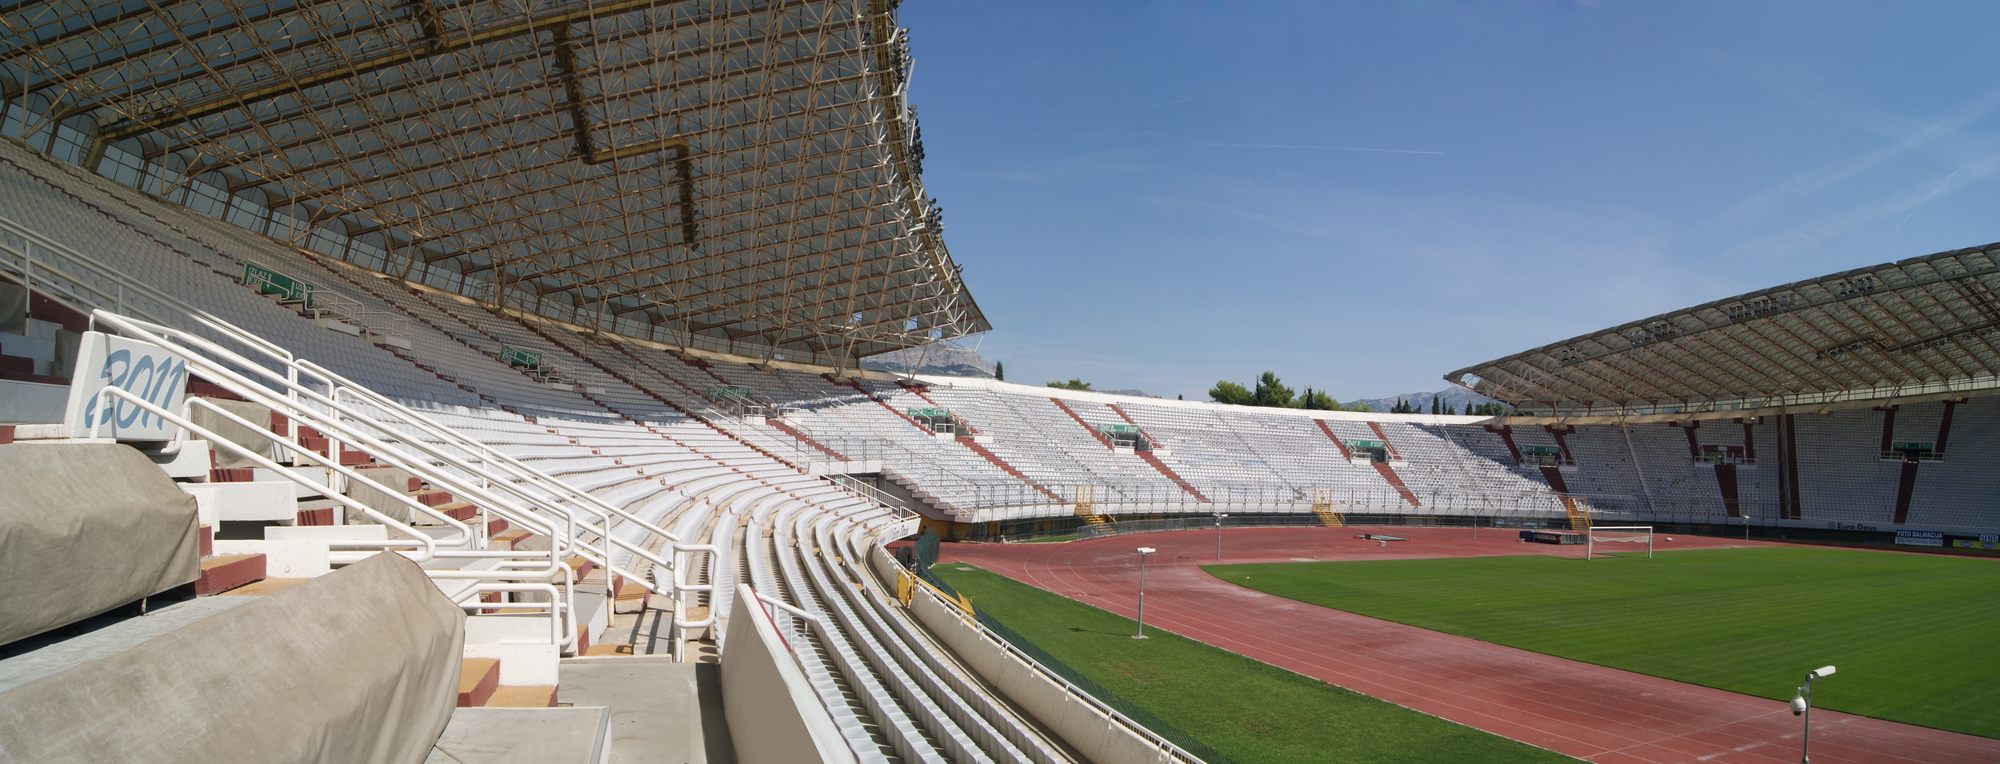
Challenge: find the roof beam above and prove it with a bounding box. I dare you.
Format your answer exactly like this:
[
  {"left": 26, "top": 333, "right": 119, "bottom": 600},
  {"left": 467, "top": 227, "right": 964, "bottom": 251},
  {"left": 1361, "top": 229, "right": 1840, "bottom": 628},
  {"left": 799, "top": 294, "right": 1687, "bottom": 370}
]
[{"left": 96, "top": 0, "right": 664, "bottom": 144}]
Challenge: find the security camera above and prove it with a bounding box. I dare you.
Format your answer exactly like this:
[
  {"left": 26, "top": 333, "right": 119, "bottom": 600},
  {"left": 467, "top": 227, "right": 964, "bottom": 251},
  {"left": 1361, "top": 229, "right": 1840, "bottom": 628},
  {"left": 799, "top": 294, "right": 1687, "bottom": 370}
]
[
  {"left": 1791, "top": 695, "right": 1807, "bottom": 716},
  {"left": 1809, "top": 665, "right": 1836, "bottom": 680}
]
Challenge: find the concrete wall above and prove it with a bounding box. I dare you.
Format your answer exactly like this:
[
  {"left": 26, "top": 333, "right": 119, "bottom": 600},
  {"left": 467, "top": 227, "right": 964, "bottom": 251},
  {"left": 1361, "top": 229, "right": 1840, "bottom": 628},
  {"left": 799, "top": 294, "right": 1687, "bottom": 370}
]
[
  {"left": 880, "top": 547, "right": 1186, "bottom": 764},
  {"left": 719, "top": 584, "right": 857, "bottom": 764}
]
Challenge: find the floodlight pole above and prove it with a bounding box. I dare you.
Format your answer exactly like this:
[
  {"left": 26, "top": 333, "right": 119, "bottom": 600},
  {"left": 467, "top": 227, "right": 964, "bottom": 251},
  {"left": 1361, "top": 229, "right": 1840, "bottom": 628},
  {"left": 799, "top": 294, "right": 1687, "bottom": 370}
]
[
  {"left": 1133, "top": 546, "right": 1156, "bottom": 639},
  {"left": 1213, "top": 512, "right": 1228, "bottom": 562},
  {"left": 1744, "top": 512, "right": 1752, "bottom": 543},
  {"left": 1795, "top": 665, "right": 1836, "bottom": 764},
  {"left": 1800, "top": 677, "right": 1813, "bottom": 764}
]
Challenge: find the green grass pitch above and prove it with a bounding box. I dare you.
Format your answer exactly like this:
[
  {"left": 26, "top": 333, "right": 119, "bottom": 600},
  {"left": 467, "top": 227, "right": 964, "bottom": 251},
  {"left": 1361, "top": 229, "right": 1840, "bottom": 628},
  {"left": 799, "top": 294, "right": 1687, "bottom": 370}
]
[
  {"left": 1207, "top": 546, "right": 2000, "bottom": 738},
  {"left": 931, "top": 565, "right": 1568, "bottom": 763}
]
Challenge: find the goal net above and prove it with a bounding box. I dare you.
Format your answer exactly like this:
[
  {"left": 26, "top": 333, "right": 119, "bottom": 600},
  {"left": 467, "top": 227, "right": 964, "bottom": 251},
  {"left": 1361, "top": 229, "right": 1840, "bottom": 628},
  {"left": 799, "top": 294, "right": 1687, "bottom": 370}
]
[{"left": 1586, "top": 525, "right": 1653, "bottom": 560}]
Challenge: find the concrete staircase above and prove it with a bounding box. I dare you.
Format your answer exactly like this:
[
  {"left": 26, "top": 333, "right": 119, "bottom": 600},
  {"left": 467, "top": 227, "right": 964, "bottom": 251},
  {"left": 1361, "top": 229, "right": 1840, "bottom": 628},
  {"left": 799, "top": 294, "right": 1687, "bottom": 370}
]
[
  {"left": 1314, "top": 420, "right": 1355, "bottom": 459},
  {"left": 1371, "top": 462, "right": 1420, "bottom": 507},
  {"left": 957, "top": 435, "right": 1063, "bottom": 501}
]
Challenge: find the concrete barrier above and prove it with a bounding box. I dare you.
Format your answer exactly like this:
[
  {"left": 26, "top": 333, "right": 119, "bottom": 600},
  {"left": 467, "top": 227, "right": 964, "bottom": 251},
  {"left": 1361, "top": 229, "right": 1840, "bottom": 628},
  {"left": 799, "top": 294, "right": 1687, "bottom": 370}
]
[
  {"left": 0, "top": 443, "right": 199, "bottom": 646},
  {"left": 884, "top": 547, "right": 1187, "bottom": 764},
  {"left": 0, "top": 553, "right": 464, "bottom": 763},
  {"left": 719, "top": 584, "right": 857, "bottom": 764}
]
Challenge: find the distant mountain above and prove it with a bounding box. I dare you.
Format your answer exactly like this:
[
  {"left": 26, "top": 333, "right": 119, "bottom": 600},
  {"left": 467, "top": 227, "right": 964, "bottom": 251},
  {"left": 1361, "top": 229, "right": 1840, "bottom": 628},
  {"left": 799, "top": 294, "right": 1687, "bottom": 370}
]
[
  {"left": 1350, "top": 387, "right": 1495, "bottom": 414},
  {"left": 861, "top": 342, "right": 994, "bottom": 378}
]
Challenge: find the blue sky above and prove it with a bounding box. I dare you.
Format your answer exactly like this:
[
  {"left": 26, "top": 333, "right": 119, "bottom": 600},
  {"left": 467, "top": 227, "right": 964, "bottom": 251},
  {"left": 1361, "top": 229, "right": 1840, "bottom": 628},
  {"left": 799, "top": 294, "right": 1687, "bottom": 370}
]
[{"left": 900, "top": 1, "right": 2000, "bottom": 401}]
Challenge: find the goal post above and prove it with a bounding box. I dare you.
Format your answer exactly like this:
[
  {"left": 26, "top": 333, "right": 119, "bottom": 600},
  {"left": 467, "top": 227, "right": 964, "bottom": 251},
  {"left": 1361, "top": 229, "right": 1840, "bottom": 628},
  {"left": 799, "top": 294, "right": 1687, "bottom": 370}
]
[{"left": 1586, "top": 525, "right": 1653, "bottom": 560}]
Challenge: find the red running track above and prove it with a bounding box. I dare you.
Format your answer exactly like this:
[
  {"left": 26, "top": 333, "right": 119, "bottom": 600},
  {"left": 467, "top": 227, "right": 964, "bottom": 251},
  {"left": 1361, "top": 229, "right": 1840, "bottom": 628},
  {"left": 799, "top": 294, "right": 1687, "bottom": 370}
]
[{"left": 944, "top": 527, "right": 2000, "bottom": 763}]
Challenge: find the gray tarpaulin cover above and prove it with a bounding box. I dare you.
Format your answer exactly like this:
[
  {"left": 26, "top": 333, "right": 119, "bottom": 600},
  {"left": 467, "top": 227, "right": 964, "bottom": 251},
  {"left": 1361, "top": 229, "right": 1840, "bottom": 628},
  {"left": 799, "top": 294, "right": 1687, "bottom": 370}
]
[
  {"left": 189, "top": 397, "right": 278, "bottom": 469},
  {"left": 347, "top": 464, "right": 421, "bottom": 525},
  {"left": 0, "top": 443, "right": 199, "bottom": 646},
  {"left": 0, "top": 552, "right": 465, "bottom": 763}
]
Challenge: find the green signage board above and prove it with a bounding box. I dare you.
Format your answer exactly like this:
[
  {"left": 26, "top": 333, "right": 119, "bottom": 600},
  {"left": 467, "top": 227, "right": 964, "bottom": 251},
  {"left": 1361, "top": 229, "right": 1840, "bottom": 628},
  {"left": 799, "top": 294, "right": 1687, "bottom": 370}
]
[
  {"left": 243, "top": 263, "right": 313, "bottom": 305},
  {"left": 501, "top": 345, "right": 544, "bottom": 370}
]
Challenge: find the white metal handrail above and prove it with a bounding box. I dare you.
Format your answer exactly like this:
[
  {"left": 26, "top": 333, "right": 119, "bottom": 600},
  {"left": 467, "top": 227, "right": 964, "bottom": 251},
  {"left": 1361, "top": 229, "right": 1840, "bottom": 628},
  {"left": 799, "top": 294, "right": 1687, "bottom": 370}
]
[
  {"left": 88, "top": 376, "right": 575, "bottom": 650},
  {"left": 89, "top": 305, "right": 707, "bottom": 653},
  {"left": 307, "top": 365, "right": 717, "bottom": 591},
  {"left": 5, "top": 198, "right": 714, "bottom": 649}
]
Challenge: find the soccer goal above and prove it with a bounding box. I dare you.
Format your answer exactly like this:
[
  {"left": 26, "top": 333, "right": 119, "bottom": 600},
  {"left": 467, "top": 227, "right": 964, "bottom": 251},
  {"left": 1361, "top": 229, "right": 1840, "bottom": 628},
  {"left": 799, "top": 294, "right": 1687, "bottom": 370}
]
[{"left": 1586, "top": 525, "right": 1653, "bottom": 560}]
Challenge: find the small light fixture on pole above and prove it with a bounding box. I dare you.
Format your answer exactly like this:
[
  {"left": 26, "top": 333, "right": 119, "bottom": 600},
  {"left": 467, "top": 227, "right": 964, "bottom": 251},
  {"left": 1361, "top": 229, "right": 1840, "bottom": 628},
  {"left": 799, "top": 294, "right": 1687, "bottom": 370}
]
[
  {"left": 1133, "top": 546, "right": 1157, "bottom": 639},
  {"left": 1213, "top": 512, "right": 1229, "bottom": 562},
  {"left": 1791, "top": 665, "right": 1836, "bottom": 764},
  {"left": 1743, "top": 512, "right": 1753, "bottom": 543}
]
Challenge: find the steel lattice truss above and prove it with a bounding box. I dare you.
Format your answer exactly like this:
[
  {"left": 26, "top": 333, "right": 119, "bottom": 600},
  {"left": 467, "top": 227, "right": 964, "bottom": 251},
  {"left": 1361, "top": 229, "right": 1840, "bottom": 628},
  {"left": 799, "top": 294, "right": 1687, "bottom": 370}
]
[
  {"left": 1448, "top": 243, "right": 2000, "bottom": 418},
  {"left": 0, "top": 0, "right": 986, "bottom": 362}
]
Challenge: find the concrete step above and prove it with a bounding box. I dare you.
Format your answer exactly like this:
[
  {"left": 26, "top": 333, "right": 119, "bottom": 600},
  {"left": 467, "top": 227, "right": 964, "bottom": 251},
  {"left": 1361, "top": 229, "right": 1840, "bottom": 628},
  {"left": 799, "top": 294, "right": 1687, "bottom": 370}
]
[
  {"left": 436, "top": 501, "right": 479, "bottom": 521},
  {"left": 486, "top": 685, "right": 560, "bottom": 708},
  {"left": 557, "top": 656, "right": 730, "bottom": 763},
  {"left": 457, "top": 657, "right": 501, "bottom": 707},
  {"left": 611, "top": 576, "right": 648, "bottom": 614},
  {"left": 217, "top": 578, "right": 311, "bottom": 597},
  {"left": 195, "top": 553, "right": 266, "bottom": 596},
  {"left": 427, "top": 706, "right": 611, "bottom": 764},
  {"left": 0, "top": 596, "right": 253, "bottom": 694},
  {"left": 490, "top": 529, "right": 532, "bottom": 550},
  {"left": 181, "top": 481, "right": 296, "bottom": 523}
]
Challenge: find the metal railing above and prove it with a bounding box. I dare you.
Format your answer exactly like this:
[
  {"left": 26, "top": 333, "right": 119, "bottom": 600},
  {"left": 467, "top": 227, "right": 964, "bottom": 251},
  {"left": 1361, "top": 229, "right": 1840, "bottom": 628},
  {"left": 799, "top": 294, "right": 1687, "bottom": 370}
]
[
  {"left": 4, "top": 216, "right": 725, "bottom": 658},
  {"left": 82, "top": 310, "right": 576, "bottom": 649}
]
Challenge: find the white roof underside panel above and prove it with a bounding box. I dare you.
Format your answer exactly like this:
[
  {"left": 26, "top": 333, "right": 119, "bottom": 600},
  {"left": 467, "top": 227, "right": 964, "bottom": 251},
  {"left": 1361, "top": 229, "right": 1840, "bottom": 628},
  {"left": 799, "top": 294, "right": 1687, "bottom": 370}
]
[
  {"left": 1448, "top": 243, "right": 2000, "bottom": 417},
  {"left": 1, "top": 0, "right": 986, "bottom": 363}
]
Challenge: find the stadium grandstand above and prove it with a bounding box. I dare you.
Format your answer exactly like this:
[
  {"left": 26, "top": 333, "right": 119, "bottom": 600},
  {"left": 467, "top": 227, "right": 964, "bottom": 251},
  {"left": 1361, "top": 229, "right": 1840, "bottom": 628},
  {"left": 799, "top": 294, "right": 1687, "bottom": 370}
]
[{"left": 2, "top": 1, "right": 1998, "bottom": 762}]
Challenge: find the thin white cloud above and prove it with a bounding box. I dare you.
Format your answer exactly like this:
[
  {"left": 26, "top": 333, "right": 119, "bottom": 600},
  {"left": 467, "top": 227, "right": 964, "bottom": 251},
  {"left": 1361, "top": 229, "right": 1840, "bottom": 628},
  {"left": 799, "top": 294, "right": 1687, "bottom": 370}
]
[
  {"left": 1193, "top": 142, "right": 1445, "bottom": 156},
  {"left": 1893, "top": 168, "right": 1962, "bottom": 232},
  {"left": 1727, "top": 149, "right": 2000, "bottom": 259},
  {"left": 1720, "top": 86, "right": 2000, "bottom": 222}
]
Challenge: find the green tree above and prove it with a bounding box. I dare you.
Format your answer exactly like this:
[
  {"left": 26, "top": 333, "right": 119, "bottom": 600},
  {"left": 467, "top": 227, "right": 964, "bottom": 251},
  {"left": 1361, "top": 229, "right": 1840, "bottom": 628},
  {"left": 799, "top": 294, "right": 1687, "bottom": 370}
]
[
  {"left": 1343, "top": 400, "right": 1374, "bottom": 412},
  {"left": 1303, "top": 389, "right": 1338, "bottom": 410},
  {"left": 1431, "top": 395, "right": 1442, "bottom": 415},
  {"left": 1046, "top": 378, "right": 1092, "bottom": 391},
  {"left": 1251, "top": 371, "right": 1295, "bottom": 408},
  {"left": 1209, "top": 380, "right": 1254, "bottom": 405},
  {"left": 994, "top": 361, "right": 1004, "bottom": 381}
]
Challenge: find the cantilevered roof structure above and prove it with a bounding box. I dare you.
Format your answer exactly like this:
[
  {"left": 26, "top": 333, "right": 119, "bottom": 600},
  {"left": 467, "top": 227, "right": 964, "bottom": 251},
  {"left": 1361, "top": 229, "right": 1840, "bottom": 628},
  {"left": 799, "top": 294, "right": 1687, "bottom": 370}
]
[
  {"left": 1449, "top": 243, "right": 2000, "bottom": 419},
  {"left": 0, "top": 0, "right": 986, "bottom": 365}
]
